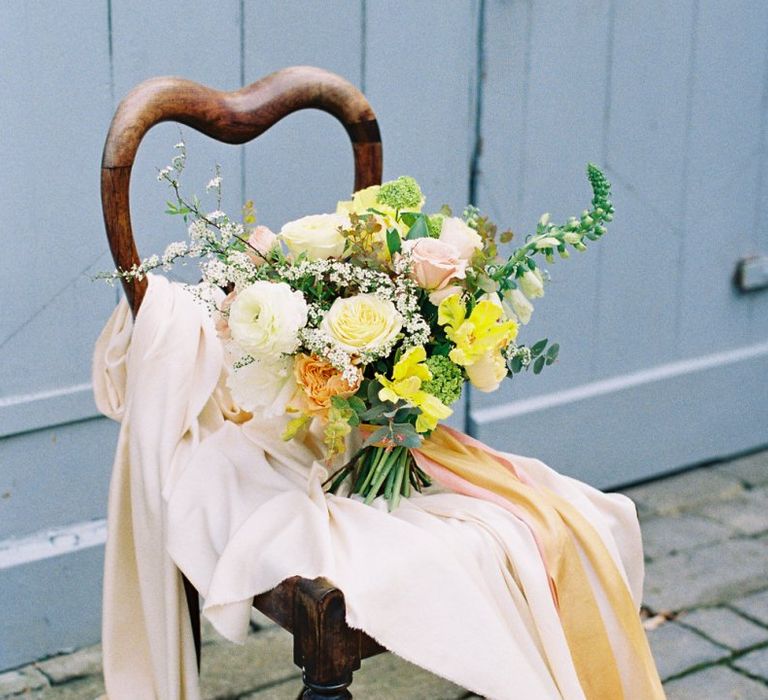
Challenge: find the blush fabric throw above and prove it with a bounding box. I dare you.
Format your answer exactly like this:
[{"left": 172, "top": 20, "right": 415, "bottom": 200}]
[{"left": 93, "top": 275, "right": 663, "bottom": 700}]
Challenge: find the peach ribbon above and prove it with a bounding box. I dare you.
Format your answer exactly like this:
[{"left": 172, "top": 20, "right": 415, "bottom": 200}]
[{"left": 412, "top": 426, "right": 665, "bottom": 700}]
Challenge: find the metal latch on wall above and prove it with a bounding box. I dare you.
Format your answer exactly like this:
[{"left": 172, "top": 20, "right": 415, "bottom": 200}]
[{"left": 736, "top": 256, "right": 768, "bottom": 293}]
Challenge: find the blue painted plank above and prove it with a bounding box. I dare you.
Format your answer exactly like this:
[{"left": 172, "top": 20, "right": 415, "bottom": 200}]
[
  {"left": 0, "top": 3, "right": 115, "bottom": 400},
  {"left": 110, "top": 0, "right": 243, "bottom": 285},
  {"left": 241, "top": 2, "right": 363, "bottom": 229},
  {"left": 472, "top": 341, "right": 768, "bottom": 488},
  {"left": 593, "top": 1, "right": 696, "bottom": 374},
  {"left": 0, "top": 418, "right": 117, "bottom": 540},
  {"left": 474, "top": 0, "right": 612, "bottom": 416},
  {"left": 678, "top": 1, "right": 768, "bottom": 356},
  {"left": 364, "top": 0, "right": 479, "bottom": 210},
  {"left": 0, "top": 546, "right": 103, "bottom": 671}
]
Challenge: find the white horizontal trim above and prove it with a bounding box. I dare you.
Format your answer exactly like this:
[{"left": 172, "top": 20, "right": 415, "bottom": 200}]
[
  {"left": 0, "top": 383, "right": 100, "bottom": 438},
  {"left": 0, "top": 519, "right": 107, "bottom": 571},
  {"left": 471, "top": 340, "right": 768, "bottom": 424}
]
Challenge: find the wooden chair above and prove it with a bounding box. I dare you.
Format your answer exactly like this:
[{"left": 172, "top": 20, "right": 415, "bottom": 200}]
[{"left": 101, "top": 66, "right": 387, "bottom": 700}]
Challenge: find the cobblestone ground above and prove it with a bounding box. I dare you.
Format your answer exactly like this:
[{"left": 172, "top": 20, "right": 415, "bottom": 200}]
[{"left": 2, "top": 449, "right": 767, "bottom": 699}]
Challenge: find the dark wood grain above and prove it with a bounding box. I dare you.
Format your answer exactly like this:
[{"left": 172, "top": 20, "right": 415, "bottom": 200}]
[{"left": 102, "top": 66, "right": 382, "bottom": 312}]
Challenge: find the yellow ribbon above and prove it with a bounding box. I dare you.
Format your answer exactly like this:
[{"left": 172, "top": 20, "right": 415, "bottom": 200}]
[{"left": 415, "top": 427, "right": 664, "bottom": 700}]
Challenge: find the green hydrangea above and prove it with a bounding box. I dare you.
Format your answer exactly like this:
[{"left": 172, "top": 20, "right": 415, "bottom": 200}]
[
  {"left": 377, "top": 176, "right": 424, "bottom": 210},
  {"left": 426, "top": 214, "right": 444, "bottom": 238},
  {"left": 422, "top": 355, "right": 464, "bottom": 406}
]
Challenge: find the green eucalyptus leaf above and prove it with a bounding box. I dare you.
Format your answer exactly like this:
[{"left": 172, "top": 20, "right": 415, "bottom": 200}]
[
  {"left": 545, "top": 343, "right": 560, "bottom": 365},
  {"left": 533, "top": 356, "right": 546, "bottom": 375},
  {"left": 399, "top": 211, "right": 419, "bottom": 227},
  {"left": 386, "top": 228, "right": 402, "bottom": 256},
  {"left": 530, "top": 339, "right": 548, "bottom": 357},
  {"left": 348, "top": 396, "right": 367, "bottom": 414},
  {"left": 362, "top": 426, "right": 391, "bottom": 448},
  {"left": 405, "top": 215, "right": 429, "bottom": 240}
]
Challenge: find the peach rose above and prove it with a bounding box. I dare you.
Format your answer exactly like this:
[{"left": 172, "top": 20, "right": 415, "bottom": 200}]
[
  {"left": 401, "top": 238, "right": 467, "bottom": 291},
  {"left": 293, "top": 354, "right": 362, "bottom": 415},
  {"left": 246, "top": 225, "right": 278, "bottom": 265}
]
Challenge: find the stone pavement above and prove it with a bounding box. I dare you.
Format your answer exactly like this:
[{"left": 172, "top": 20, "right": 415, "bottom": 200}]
[{"left": 2, "top": 449, "right": 767, "bottom": 699}]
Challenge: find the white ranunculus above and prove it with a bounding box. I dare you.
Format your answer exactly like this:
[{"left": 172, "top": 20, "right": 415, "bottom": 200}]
[
  {"left": 438, "top": 217, "right": 483, "bottom": 260},
  {"left": 226, "top": 355, "right": 297, "bottom": 417},
  {"left": 505, "top": 288, "right": 533, "bottom": 325},
  {"left": 465, "top": 350, "right": 507, "bottom": 393},
  {"left": 228, "top": 281, "right": 308, "bottom": 357},
  {"left": 321, "top": 294, "right": 402, "bottom": 354},
  {"left": 280, "top": 213, "right": 347, "bottom": 260},
  {"left": 518, "top": 269, "right": 545, "bottom": 299}
]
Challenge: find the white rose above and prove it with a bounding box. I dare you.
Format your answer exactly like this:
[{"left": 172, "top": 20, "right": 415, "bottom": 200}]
[
  {"left": 438, "top": 217, "right": 483, "bottom": 260},
  {"left": 504, "top": 288, "right": 533, "bottom": 325},
  {"left": 280, "top": 213, "right": 347, "bottom": 260},
  {"left": 226, "top": 355, "right": 297, "bottom": 417},
  {"left": 321, "top": 294, "right": 402, "bottom": 354},
  {"left": 465, "top": 350, "right": 507, "bottom": 393},
  {"left": 518, "top": 269, "right": 545, "bottom": 299},
  {"left": 228, "top": 281, "right": 308, "bottom": 357}
]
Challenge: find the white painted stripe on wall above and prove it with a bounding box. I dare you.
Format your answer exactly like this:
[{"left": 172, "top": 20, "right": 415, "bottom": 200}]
[
  {"left": 0, "top": 383, "right": 99, "bottom": 438},
  {"left": 0, "top": 519, "right": 107, "bottom": 570},
  {"left": 472, "top": 340, "right": 768, "bottom": 424}
]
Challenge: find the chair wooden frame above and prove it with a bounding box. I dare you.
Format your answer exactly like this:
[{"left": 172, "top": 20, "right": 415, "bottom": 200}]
[{"left": 101, "top": 66, "right": 385, "bottom": 700}]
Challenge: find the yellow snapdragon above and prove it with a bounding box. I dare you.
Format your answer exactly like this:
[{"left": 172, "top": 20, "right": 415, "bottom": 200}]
[
  {"left": 438, "top": 295, "right": 518, "bottom": 368},
  {"left": 376, "top": 346, "right": 452, "bottom": 433}
]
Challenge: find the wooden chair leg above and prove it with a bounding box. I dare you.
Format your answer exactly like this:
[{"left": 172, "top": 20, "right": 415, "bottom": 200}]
[
  {"left": 294, "top": 578, "right": 361, "bottom": 699},
  {"left": 182, "top": 572, "right": 202, "bottom": 671}
]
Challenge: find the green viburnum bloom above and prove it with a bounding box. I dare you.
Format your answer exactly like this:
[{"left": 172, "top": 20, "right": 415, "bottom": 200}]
[
  {"left": 422, "top": 355, "right": 464, "bottom": 406},
  {"left": 426, "top": 214, "right": 444, "bottom": 238},
  {"left": 377, "top": 176, "right": 424, "bottom": 210}
]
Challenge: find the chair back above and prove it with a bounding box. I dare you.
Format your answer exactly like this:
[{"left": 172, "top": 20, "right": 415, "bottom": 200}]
[{"left": 101, "top": 66, "right": 383, "bottom": 314}]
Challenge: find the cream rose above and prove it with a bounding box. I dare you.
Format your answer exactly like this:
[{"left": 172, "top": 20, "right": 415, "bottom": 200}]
[
  {"left": 280, "top": 213, "right": 347, "bottom": 260},
  {"left": 228, "top": 281, "right": 308, "bottom": 357},
  {"left": 465, "top": 349, "right": 507, "bottom": 392},
  {"left": 226, "top": 355, "right": 297, "bottom": 417},
  {"left": 245, "top": 225, "right": 278, "bottom": 265},
  {"left": 438, "top": 217, "right": 482, "bottom": 260},
  {"left": 321, "top": 294, "right": 402, "bottom": 354},
  {"left": 402, "top": 238, "right": 467, "bottom": 292}
]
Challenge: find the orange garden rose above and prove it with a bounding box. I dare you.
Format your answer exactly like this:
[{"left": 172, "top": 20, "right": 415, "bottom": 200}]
[{"left": 293, "top": 354, "right": 362, "bottom": 415}]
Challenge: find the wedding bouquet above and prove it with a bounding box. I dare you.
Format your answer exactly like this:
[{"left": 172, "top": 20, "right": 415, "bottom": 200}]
[{"left": 102, "top": 142, "right": 613, "bottom": 509}]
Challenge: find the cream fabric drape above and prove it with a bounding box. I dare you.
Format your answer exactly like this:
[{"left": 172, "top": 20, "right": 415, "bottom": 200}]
[{"left": 94, "top": 275, "right": 650, "bottom": 700}]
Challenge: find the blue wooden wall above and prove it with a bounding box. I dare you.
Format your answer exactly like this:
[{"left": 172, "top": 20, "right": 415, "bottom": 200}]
[{"left": 1, "top": 0, "right": 766, "bottom": 670}]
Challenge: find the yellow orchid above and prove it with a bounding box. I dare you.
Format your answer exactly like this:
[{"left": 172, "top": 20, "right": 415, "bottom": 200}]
[
  {"left": 438, "top": 295, "right": 518, "bottom": 367},
  {"left": 376, "top": 346, "right": 453, "bottom": 433}
]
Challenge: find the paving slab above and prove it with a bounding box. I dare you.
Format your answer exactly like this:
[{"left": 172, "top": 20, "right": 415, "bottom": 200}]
[
  {"left": 199, "top": 626, "right": 298, "bottom": 700},
  {"left": 35, "top": 646, "right": 101, "bottom": 685},
  {"left": 622, "top": 468, "right": 743, "bottom": 517},
  {"left": 27, "top": 675, "right": 105, "bottom": 699},
  {"left": 0, "top": 667, "right": 48, "bottom": 696},
  {"left": 347, "top": 652, "right": 465, "bottom": 700},
  {"left": 664, "top": 665, "right": 768, "bottom": 699},
  {"left": 715, "top": 451, "right": 768, "bottom": 488},
  {"left": 645, "top": 621, "right": 727, "bottom": 680},
  {"left": 643, "top": 536, "right": 768, "bottom": 611},
  {"left": 639, "top": 513, "right": 733, "bottom": 560},
  {"left": 239, "top": 652, "right": 466, "bottom": 700},
  {"left": 677, "top": 607, "right": 768, "bottom": 651},
  {"left": 731, "top": 589, "right": 768, "bottom": 626},
  {"left": 733, "top": 646, "right": 768, "bottom": 681},
  {"left": 697, "top": 489, "right": 768, "bottom": 536}
]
